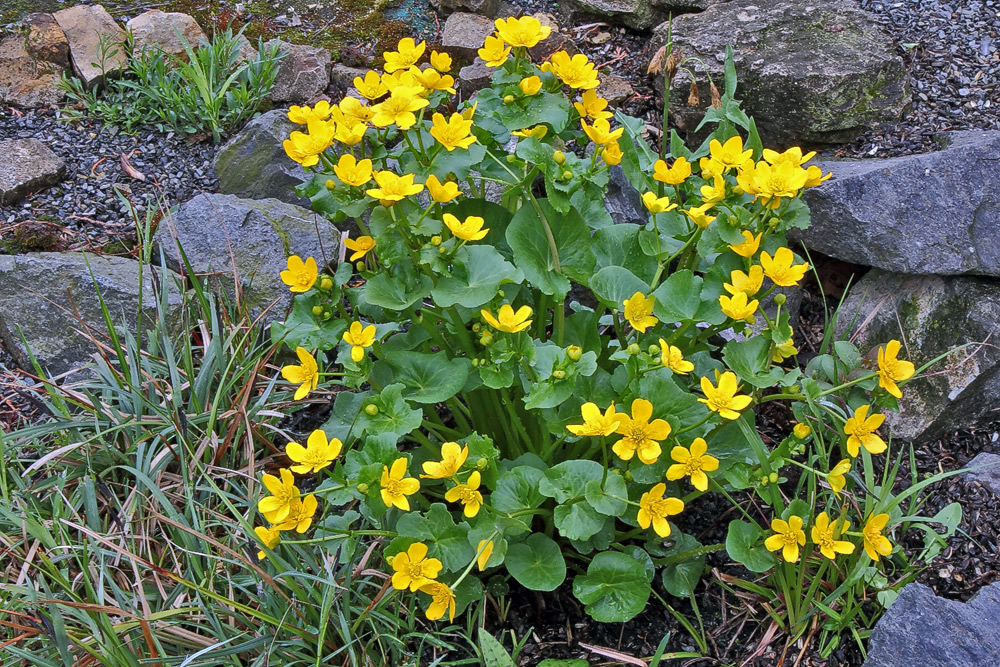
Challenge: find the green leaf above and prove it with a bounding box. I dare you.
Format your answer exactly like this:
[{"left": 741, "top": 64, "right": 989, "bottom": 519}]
[
  {"left": 538, "top": 460, "right": 603, "bottom": 503},
  {"left": 492, "top": 466, "right": 545, "bottom": 513},
  {"left": 506, "top": 533, "right": 566, "bottom": 591},
  {"left": 553, "top": 500, "right": 605, "bottom": 541},
  {"left": 589, "top": 266, "right": 650, "bottom": 311},
  {"left": 356, "top": 383, "right": 422, "bottom": 439},
  {"left": 431, "top": 245, "right": 523, "bottom": 309},
  {"left": 592, "top": 223, "right": 658, "bottom": 282},
  {"left": 722, "top": 336, "right": 773, "bottom": 387},
  {"left": 651, "top": 270, "right": 703, "bottom": 323},
  {"left": 479, "top": 630, "right": 516, "bottom": 667},
  {"left": 538, "top": 660, "right": 589, "bottom": 667},
  {"left": 429, "top": 143, "right": 487, "bottom": 181},
  {"left": 584, "top": 475, "right": 628, "bottom": 516},
  {"left": 394, "top": 503, "right": 474, "bottom": 573},
  {"left": 377, "top": 350, "right": 468, "bottom": 404},
  {"left": 572, "top": 551, "right": 651, "bottom": 622},
  {"left": 447, "top": 199, "right": 515, "bottom": 256},
  {"left": 659, "top": 531, "right": 706, "bottom": 598},
  {"left": 271, "top": 294, "right": 346, "bottom": 350},
  {"left": 506, "top": 199, "right": 595, "bottom": 298},
  {"left": 726, "top": 520, "right": 776, "bottom": 573},
  {"left": 360, "top": 261, "right": 432, "bottom": 310}
]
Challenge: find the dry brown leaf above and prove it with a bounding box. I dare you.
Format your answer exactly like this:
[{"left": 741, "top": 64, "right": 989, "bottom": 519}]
[{"left": 120, "top": 152, "right": 146, "bottom": 181}]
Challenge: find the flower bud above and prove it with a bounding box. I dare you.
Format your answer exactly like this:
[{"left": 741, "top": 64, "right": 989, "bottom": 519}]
[
  {"left": 438, "top": 246, "right": 447, "bottom": 254},
  {"left": 320, "top": 277, "right": 334, "bottom": 291},
  {"left": 356, "top": 261, "right": 365, "bottom": 271},
  {"left": 760, "top": 477, "right": 769, "bottom": 486},
  {"left": 312, "top": 305, "right": 324, "bottom": 316},
  {"left": 321, "top": 309, "right": 333, "bottom": 320},
  {"left": 623, "top": 470, "right": 633, "bottom": 482},
  {"left": 364, "top": 403, "right": 380, "bottom": 416},
  {"left": 325, "top": 179, "right": 336, "bottom": 190},
  {"left": 497, "top": 290, "right": 505, "bottom": 298},
  {"left": 472, "top": 323, "right": 482, "bottom": 333},
  {"left": 793, "top": 423, "right": 811, "bottom": 439},
  {"left": 788, "top": 384, "right": 801, "bottom": 394},
  {"left": 773, "top": 293, "right": 786, "bottom": 306},
  {"left": 768, "top": 472, "right": 779, "bottom": 484},
  {"left": 476, "top": 457, "right": 488, "bottom": 470},
  {"left": 431, "top": 235, "right": 442, "bottom": 246},
  {"left": 648, "top": 344, "right": 661, "bottom": 356},
  {"left": 627, "top": 343, "right": 641, "bottom": 356},
  {"left": 480, "top": 332, "right": 493, "bottom": 346},
  {"left": 746, "top": 315, "right": 756, "bottom": 325},
  {"left": 552, "top": 369, "right": 566, "bottom": 380},
  {"left": 553, "top": 150, "right": 566, "bottom": 165},
  {"left": 566, "top": 344, "right": 582, "bottom": 361},
  {"left": 506, "top": 153, "right": 517, "bottom": 163},
  {"left": 503, "top": 94, "right": 515, "bottom": 104},
  {"left": 561, "top": 170, "right": 573, "bottom": 181},
  {"left": 356, "top": 482, "right": 369, "bottom": 494},
  {"left": 471, "top": 358, "right": 480, "bottom": 367}
]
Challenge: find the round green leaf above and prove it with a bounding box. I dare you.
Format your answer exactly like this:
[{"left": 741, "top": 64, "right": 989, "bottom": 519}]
[
  {"left": 584, "top": 474, "right": 628, "bottom": 516},
  {"left": 726, "top": 519, "right": 776, "bottom": 573},
  {"left": 589, "top": 266, "right": 650, "bottom": 311},
  {"left": 572, "top": 551, "right": 650, "bottom": 622},
  {"left": 505, "top": 533, "right": 566, "bottom": 591}
]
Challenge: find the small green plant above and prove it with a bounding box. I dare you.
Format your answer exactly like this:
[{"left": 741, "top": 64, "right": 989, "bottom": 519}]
[{"left": 60, "top": 26, "right": 282, "bottom": 141}]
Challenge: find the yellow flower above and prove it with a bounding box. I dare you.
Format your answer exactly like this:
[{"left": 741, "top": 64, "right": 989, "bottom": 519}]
[
  {"left": 343, "top": 321, "right": 377, "bottom": 363},
  {"left": 762, "top": 146, "right": 816, "bottom": 167},
  {"left": 772, "top": 336, "right": 798, "bottom": 363},
  {"left": 601, "top": 140, "right": 622, "bottom": 165},
  {"left": 333, "top": 121, "right": 367, "bottom": 146},
  {"left": 699, "top": 156, "right": 725, "bottom": 179},
  {"left": 275, "top": 494, "right": 318, "bottom": 533},
  {"left": 811, "top": 511, "right": 855, "bottom": 560},
  {"left": 281, "top": 347, "right": 319, "bottom": 400},
  {"left": 286, "top": 429, "right": 343, "bottom": 475},
  {"left": 478, "top": 35, "right": 511, "bottom": 67},
  {"left": 370, "top": 86, "right": 429, "bottom": 129},
  {"left": 519, "top": 75, "right": 542, "bottom": 96},
  {"left": 547, "top": 51, "right": 599, "bottom": 89},
  {"left": 760, "top": 247, "right": 809, "bottom": 287},
  {"left": 421, "top": 442, "right": 469, "bottom": 479},
  {"left": 430, "top": 50, "right": 452, "bottom": 72},
  {"left": 877, "top": 339, "right": 915, "bottom": 399},
  {"left": 682, "top": 203, "right": 716, "bottom": 228},
  {"left": 461, "top": 101, "right": 478, "bottom": 121},
  {"left": 481, "top": 304, "right": 532, "bottom": 333},
  {"left": 445, "top": 470, "right": 483, "bottom": 517},
  {"left": 388, "top": 541, "right": 442, "bottom": 591},
  {"left": 288, "top": 100, "right": 333, "bottom": 124},
  {"left": 729, "top": 231, "right": 762, "bottom": 258},
  {"left": 862, "top": 513, "right": 893, "bottom": 561},
  {"left": 793, "top": 423, "right": 811, "bottom": 439},
  {"left": 339, "top": 96, "right": 374, "bottom": 126},
  {"left": 254, "top": 525, "right": 281, "bottom": 560},
  {"left": 380, "top": 457, "right": 421, "bottom": 511},
  {"left": 419, "top": 580, "right": 456, "bottom": 621},
  {"left": 567, "top": 402, "right": 619, "bottom": 437},
  {"left": 622, "top": 292, "right": 658, "bottom": 333},
  {"left": 612, "top": 398, "right": 671, "bottom": 464},
  {"left": 719, "top": 291, "right": 759, "bottom": 321},
  {"left": 653, "top": 157, "right": 692, "bottom": 185},
  {"left": 430, "top": 112, "right": 477, "bottom": 151},
  {"left": 283, "top": 120, "right": 335, "bottom": 167},
  {"left": 658, "top": 338, "right": 694, "bottom": 374},
  {"left": 383, "top": 37, "right": 425, "bottom": 73},
  {"left": 666, "top": 437, "right": 719, "bottom": 492},
  {"left": 699, "top": 174, "right": 726, "bottom": 205},
  {"left": 804, "top": 164, "right": 833, "bottom": 188},
  {"left": 511, "top": 125, "right": 548, "bottom": 140},
  {"left": 737, "top": 160, "right": 809, "bottom": 208},
  {"left": 280, "top": 255, "right": 318, "bottom": 293},
  {"left": 344, "top": 235, "right": 376, "bottom": 261},
  {"left": 642, "top": 191, "right": 677, "bottom": 214},
  {"left": 494, "top": 16, "right": 551, "bottom": 47},
  {"left": 573, "top": 89, "right": 612, "bottom": 120},
  {"left": 764, "top": 516, "right": 806, "bottom": 563},
  {"left": 380, "top": 69, "right": 420, "bottom": 91},
  {"left": 413, "top": 68, "right": 456, "bottom": 94},
  {"left": 698, "top": 371, "right": 752, "bottom": 420},
  {"left": 581, "top": 118, "right": 623, "bottom": 146},
  {"left": 475, "top": 539, "right": 494, "bottom": 571},
  {"left": 258, "top": 468, "right": 299, "bottom": 523},
  {"left": 827, "top": 458, "right": 851, "bottom": 497},
  {"left": 425, "top": 174, "right": 461, "bottom": 203},
  {"left": 334, "top": 153, "right": 373, "bottom": 187},
  {"left": 708, "top": 135, "right": 753, "bottom": 171},
  {"left": 443, "top": 213, "right": 489, "bottom": 241},
  {"left": 637, "top": 482, "right": 684, "bottom": 538},
  {"left": 353, "top": 71, "right": 388, "bottom": 100},
  {"left": 844, "top": 405, "right": 887, "bottom": 457},
  {"left": 366, "top": 171, "right": 424, "bottom": 206},
  {"left": 724, "top": 265, "right": 764, "bottom": 297}
]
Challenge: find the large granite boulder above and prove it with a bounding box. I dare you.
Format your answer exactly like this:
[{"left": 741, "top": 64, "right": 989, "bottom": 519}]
[
  {"left": 432, "top": 0, "right": 502, "bottom": 18},
  {"left": 562, "top": 0, "right": 721, "bottom": 31},
  {"left": 798, "top": 131, "right": 1000, "bottom": 276},
  {"left": 52, "top": 4, "right": 127, "bottom": 89},
  {"left": 153, "top": 194, "right": 340, "bottom": 319},
  {"left": 963, "top": 453, "right": 1000, "bottom": 497},
  {"left": 126, "top": 10, "right": 207, "bottom": 62},
  {"left": 649, "top": 0, "right": 908, "bottom": 146},
  {"left": 265, "top": 40, "right": 331, "bottom": 103},
  {"left": 0, "top": 253, "right": 187, "bottom": 376},
  {"left": 0, "top": 139, "right": 66, "bottom": 205},
  {"left": 0, "top": 13, "right": 70, "bottom": 107},
  {"left": 213, "top": 110, "right": 309, "bottom": 206},
  {"left": 441, "top": 12, "right": 495, "bottom": 61},
  {"left": 865, "top": 583, "right": 1000, "bottom": 666},
  {"left": 836, "top": 270, "right": 1000, "bottom": 443}
]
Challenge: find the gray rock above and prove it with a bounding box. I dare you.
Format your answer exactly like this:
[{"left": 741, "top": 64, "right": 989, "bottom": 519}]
[
  {"left": 564, "top": 0, "right": 659, "bottom": 31},
  {"left": 432, "top": 0, "right": 502, "bottom": 18},
  {"left": 598, "top": 74, "right": 634, "bottom": 105},
  {"left": 329, "top": 63, "right": 370, "bottom": 92},
  {"left": 963, "top": 453, "right": 1000, "bottom": 496},
  {"left": 441, "top": 12, "right": 495, "bottom": 61},
  {"left": 0, "top": 252, "right": 187, "bottom": 376},
  {"left": 214, "top": 110, "right": 309, "bottom": 206},
  {"left": 24, "top": 13, "right": 70, "bottom": 68},
  {"left": 605, "top": 165, "right": 644, "bottom": 225},
  {"left": 527, "top": 13, "right": 577, "bottom": 62},
  {"left": 459, "top": 57, "right": 493, "bottom": 95},
  {"left": 649, "top": 0, "right": 908, "bottom": 146},
  {"left": 865, "top": 583, "right": 1000, "bottom": 667},
  {"left": 0, "top": 138, "right": 66, "bottom": 205},
  {"left": 153, "top": 194, "right": 339, "bottom": 319},
  {"left": 836, "top": 270, "right": 1000, "bottom": 443},
  {"left": 797, "top": 131, "right": 1000, "bottom": 276},
  {"left": 52, "top": 4, "right": 127, "bottom": 89},
  {"left": 126, "top": 10, "right": 207, "bottom": 63},
  {"left": 0, "top": 32, "right": 66, "bottom": 108},
  {"left": 265, "top": 40, "right": 331, "bottom": 103}
]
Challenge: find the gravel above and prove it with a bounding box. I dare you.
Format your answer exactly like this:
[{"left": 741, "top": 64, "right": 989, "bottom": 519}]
[{"left": 0, "top": 107, "right": 218, "bottom": 252}]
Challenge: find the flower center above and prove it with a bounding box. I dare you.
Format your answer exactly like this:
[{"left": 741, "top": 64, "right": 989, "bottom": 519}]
[
  {"left": 385, "top": 479, "right": 402, "bottom": 495},
  {"left": 407, "top": 563, "right": 425, "bottom": 579},
  {"left": 780, "top": 531, "right": 798, "bottom": 545},
  {"left": 684, "top": 459, "right": 703, "bottom": 474},
  {"left": 624, "top": 424, "right": 648, "bottom": 446}
]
